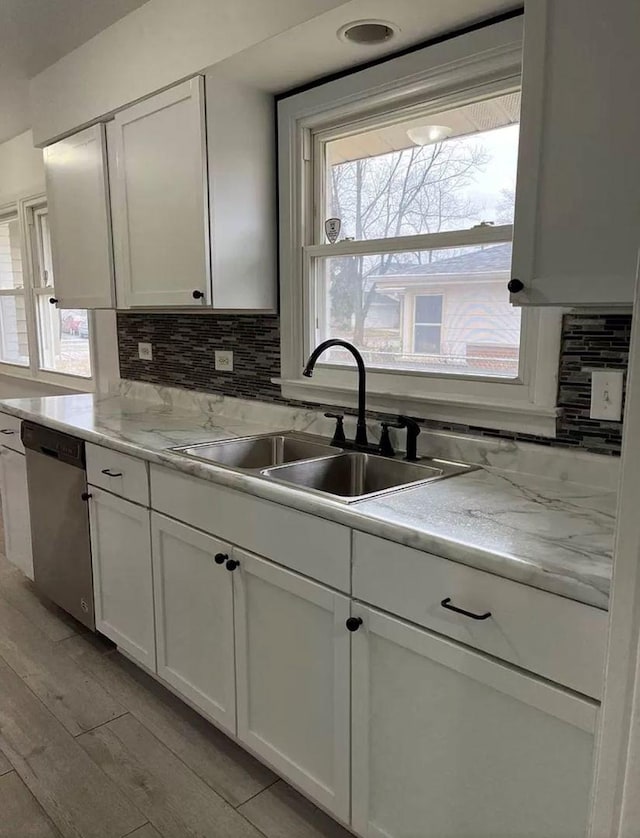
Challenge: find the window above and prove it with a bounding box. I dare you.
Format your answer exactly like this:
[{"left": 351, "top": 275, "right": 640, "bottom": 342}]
[
  {"left": 0, "top": 209, "right": 30, "bottom": 366},
  {"left": 278, "top": 20, "right": 561, "bottom": 436},
  {"left": 0, "top": 198, "right": 93, "bottom": 385},
  {"left": 413, "top": 295, "right": 443, "bottom": 355}
]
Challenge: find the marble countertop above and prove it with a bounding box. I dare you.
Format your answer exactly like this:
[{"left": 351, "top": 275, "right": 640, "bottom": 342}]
[{"left": 0, "top": 391, "right": 616, "bottom": 610}]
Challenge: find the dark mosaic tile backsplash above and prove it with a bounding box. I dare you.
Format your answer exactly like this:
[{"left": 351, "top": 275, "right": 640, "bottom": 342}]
[{"left": 117, "top": 311, "right": 631, "bottom": 456}]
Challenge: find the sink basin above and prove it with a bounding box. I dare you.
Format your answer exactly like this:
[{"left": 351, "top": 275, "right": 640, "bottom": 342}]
[
  {"left": 173, "top": 433, "right": 340, "bottom": 470},
  {"left": 262, "top": 452, "right": 472, "bottom": 502}
]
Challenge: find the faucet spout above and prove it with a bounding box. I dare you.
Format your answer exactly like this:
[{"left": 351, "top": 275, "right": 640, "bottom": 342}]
[{"left": 303, "top": 339, "right": 369, "bottom": 447}]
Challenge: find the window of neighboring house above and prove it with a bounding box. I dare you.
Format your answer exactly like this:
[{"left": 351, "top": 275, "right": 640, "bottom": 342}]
[
  {"left": 0, "top": 199, "right": 93, "bottom": 384},
  {"left": 278, "top": 21, "right": 562, "bottom": 436},
  {"left": 413, "top": 295, "right": 443, "bottom": 355}
]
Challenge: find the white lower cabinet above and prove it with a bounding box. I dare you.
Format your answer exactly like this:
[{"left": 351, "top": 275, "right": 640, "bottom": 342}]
[
  {"left": 233, "top": 548, "right": 351, "bottom": 823},
  {"left": 151, "top": 514, "right": 236, "bottom": 733},
  {"left": 351, "top": 606, "right": 597, "bottom": 838},
  {"left": 0, "top": 446, "right": 33, "bottom": 579},
  {"left": 88, "top": 488, "right": 155, "bottom": 670}
]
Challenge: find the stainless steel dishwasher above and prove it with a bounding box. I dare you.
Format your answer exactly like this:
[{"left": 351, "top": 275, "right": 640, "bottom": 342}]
[{"left": 21, "top": 421, "right": 95, "bottom": 630}]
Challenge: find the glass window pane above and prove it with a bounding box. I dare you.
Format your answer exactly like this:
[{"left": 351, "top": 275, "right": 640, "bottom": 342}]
[
  {"left": 415, "top": 295, "right": 443, "bottom": 324},
  {"left": 0, "top": 294, "right": 30, "bottom": 365},
  {"left": 0, "top": 213, "right": 25, "bottom": 290},
  {"left": 34, "top": 211, "right": 54, "bottom": 289},
  {"left": 315, "top": 242, "right": 521, "bottom": 378},
  {"left": 325, "top": 91, "right": 519, "bottom": 242},
  {"left": 37, "top": 299, "right": 91, "bottom": 377}
]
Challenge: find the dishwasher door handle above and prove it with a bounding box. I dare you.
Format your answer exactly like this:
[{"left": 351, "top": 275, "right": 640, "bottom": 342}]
[{"left": 40, "top": 446, "right": 60, "bottom": 459}]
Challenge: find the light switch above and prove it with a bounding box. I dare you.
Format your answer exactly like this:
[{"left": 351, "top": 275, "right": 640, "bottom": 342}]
[
  {"left": 590, "top": 370, "right": 624, "bottom": 421},
  {"left": 215, "top": 350, "right": 233, "bottom": 372},
  {"left": 138, "top": 342, "right": 153, "bottom": 361}
]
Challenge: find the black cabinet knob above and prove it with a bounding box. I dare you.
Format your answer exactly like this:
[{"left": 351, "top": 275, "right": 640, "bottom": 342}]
[
  {"left": 346, "top": 616, "right": 363, "bottom": 632},
  {"left": 214, "top": 553, "right": 228, "bottom": 565},
  {"left": 81, "top": 492, "right": 92, "bottom": 501},
  {"left": 225, "top": 558, "right": 239, "bottom": 571},
  {"left": 507, "top": 278, "right": 524, "bottom": 293},
  {"left": 192, "top": 290, "right": 205, "bottom": 300},
  {"left": 49, "top": 297, "right": 58, "bottom": 304}
]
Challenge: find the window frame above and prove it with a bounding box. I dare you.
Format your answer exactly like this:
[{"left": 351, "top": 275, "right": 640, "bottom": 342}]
[
  {"left": 0, "top": 194, "right": 96, "bottom": 391},
  {"left": 277, "top": 16, "right": 562, "bottom": 437}
]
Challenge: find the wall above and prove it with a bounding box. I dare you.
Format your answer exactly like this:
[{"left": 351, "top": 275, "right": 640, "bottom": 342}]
[
  {"left": 117, "top": 311, "right": 631, "bottom": 456},
  {"left": 29, "top": 0, "right": 351, "bottom": 145},
  {"left": 0, "top": 130, "right": 44, "bottom": 202}
]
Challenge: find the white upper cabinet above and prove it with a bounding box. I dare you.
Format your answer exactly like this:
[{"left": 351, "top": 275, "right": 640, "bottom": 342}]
[
  {"left": 109, "top": 77, "right": 211, "bottom": 308},
  {"left": 44, "top": 124, "right": 115, "bottom": 308},
  {"left": 511, "top": 0, "right": 640, "bottom": 306}
]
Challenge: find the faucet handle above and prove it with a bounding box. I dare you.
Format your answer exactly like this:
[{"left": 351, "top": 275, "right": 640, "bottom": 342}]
[
  {"left": 324, "top": 412, "right": 346, "bottom": 445},
  {"left": 398, "top": 416, "right": 422, "bottom": 461}
]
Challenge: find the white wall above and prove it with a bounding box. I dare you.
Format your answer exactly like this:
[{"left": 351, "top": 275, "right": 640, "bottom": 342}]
[
  {"left": 0, "top": 130, "right": 44, "bottom": 204},
  {"left": 29, "top": 0, "right": 351, "bottom": 146}
]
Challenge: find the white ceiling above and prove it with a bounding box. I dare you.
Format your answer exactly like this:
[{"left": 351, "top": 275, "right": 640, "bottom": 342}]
[
  {"left": 0, "top": 0, "right": 150, "bottom": 143},
  {"left": 215, "top": 0, "right": 521, "bottom": 93}
]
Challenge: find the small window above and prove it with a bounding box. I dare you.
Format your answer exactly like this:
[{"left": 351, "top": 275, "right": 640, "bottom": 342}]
[{"left": 413, "top": 295, "right": 443, "bottom": 354}]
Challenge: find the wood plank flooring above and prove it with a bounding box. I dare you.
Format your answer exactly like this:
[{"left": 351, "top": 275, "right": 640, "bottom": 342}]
[{"left": 0, "top": 550, "right": 352, "bottom": 838}]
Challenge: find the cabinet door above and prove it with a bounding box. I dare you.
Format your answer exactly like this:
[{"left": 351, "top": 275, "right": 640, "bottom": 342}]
[
  {"left": 89, "top": 488, "right": 155, "bottom": 670},
  {"left": 512, "top": 0, "right": 640, "bottom": 305},
  {"left": 0, "top": 447, "right": 33, "bottom": 579},
  {"left": 352, "top": 606, "right": 597, "bottom": 838},
  {"left": 109, "top": 77, "right": 210, "bottom": 308},
  {"left": 151, "top": 514, "right": 236, "bottom": 733},
  {"left": 233, "top": 549, "right": 350, "bottom": 822},
  {"left": 44, "top": 124, "right": 115, "bottom": 308}
]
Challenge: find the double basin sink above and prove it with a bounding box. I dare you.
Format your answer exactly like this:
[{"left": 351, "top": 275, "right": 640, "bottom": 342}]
[{"left": 173, "top": 432, "right": 473, "bottom": 503}]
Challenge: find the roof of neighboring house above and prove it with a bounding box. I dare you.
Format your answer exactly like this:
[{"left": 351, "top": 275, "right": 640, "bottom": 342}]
[{"left": 372, "top": 242, "right": 512, "bottom": 279}]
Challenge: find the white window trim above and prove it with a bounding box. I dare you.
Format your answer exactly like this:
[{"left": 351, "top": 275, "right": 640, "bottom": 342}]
[
  {"left": 277, "top": 16, "right": 562, "bottom": 437},
  {"left": 0, "top": 193, "right": 119, "bottom": 394}
]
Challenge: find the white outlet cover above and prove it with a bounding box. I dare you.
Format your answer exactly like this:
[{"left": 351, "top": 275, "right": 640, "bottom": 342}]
[
  {"left": 590, "top": 369, "right": 624, "bottom": 421},
  {"left": 215, "top": 350, "right": 233, "bottom": 372},
  {"left": 138, "top": 342, "right": 153, "bottom": 361}
]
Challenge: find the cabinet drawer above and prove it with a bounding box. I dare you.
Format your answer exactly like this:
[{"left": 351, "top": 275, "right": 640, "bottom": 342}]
[
  {"left": 150, "top": 465, "right": 350, "bottom": 592},
  {"left": 352, "top": 532, "right": 607, "bottom": 699},
  {"left": 86, "top": 443, "right": 149, "bottom": 506},
  {"left": 0, "top": 413, "right": 24, "bottom": 453}
]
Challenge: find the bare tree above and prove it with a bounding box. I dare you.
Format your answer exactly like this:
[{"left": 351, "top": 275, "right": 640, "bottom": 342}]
[{"left": 329, "top": 140, "right": 490, "bottom": 344}]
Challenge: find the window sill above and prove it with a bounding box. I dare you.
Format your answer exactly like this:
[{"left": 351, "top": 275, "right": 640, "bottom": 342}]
[
  {"left": 0, "top": 364, "right": 94, "bottom": 395},
  {"left": 275, "top": 377, "right": 560, "bottom": 438}
]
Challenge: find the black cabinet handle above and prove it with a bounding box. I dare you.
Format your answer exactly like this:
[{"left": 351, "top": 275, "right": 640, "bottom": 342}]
[
  {"left": 49, "top": 297, "right": 58, "bottom": 304},
  {"left": 192, "top": 290, "right": 205, "bottom": 300},
  {"left": 346, "top": 616, "right": 363, "bottom": 632},
  {"left": 0, "top": 429, "right": 15, "bottom": 435},
  {"left": 214, "top": 553, "right": 228, "bottom": 565},
  {"left": 507, "top": 278, "right": 524, "bottom": 293},
  {"left": 81, "top": 492, "right": 92, "bottom": 501},
  {"left": 101, "top": 468, "right": 123, "bottom": 477},
  {"left": 441, "top": 597, "right": 491, "bottom": 621},
  {"left": 225, "top": 559, "right": 239, "bottom": 571}
]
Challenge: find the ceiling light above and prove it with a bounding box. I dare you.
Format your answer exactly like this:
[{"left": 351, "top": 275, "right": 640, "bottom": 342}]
[
  {"left": 337, "top": 20, "right": 398, "bottom": 46},
  {"left": 407, "top": 125, "right": 454, "bottom": 145}
]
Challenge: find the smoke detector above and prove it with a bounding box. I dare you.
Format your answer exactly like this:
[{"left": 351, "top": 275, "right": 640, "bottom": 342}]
[{"left": 337, "top": 20, "right": 398, "bottom": 46}]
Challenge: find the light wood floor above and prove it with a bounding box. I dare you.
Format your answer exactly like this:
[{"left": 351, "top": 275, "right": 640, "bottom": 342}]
[{"left": 0, "top": 550, "right": 352, "bottom": 838}]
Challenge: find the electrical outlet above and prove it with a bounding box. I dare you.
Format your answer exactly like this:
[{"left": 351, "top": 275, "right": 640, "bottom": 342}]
[
  {"left": 590, "top": 370, "right": 624, "bottom": 420},
  {"left": 214, "top": 350, "right": 233, "bottom": 372},
  {"left": 138, "top": 342, "right": 153, "bottom": 361}
]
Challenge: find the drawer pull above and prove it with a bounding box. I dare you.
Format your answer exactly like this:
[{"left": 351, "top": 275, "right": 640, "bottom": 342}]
[
  {"left": 214, "top": 553, "right": 228, "bottom": 565},
  {"left": 0, "top": 429, "right": 15, "bottom": 435},
  {"left": 101, "top": 468, "right": 123, "bottom": 477},
  {"left": 441, "top": 597, "right": 492, "bottom": 621},
  {"left": 225, "top": 559, "right": 240, "bottom": 572},
  {"left": 346, "top": 617, "right": 363, "bottom": 632}
]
